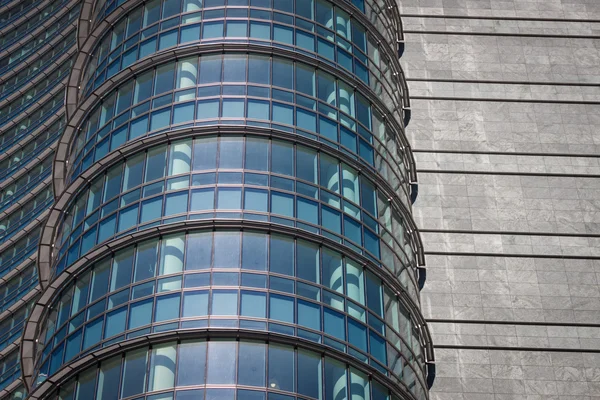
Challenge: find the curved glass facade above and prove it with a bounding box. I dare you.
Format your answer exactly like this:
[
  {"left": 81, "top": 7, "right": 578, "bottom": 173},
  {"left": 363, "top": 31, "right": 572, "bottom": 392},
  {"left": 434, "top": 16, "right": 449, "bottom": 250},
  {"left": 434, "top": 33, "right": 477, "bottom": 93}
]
[
  {"left": 21, "top": 0, "right": 433, "bottom": 399},
  {"left": 0, "top": 0, "right": 79, "bottom": 396},
  {"left": 39, "top": 336, "right": 418, "bottom": 400}
]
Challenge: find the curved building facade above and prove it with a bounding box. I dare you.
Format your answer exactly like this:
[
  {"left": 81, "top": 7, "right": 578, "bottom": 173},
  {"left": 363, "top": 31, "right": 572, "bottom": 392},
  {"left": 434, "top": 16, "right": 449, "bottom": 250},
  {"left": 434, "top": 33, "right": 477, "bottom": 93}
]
[
  {"left": 0, "top": 0, "right": 80, "bottom": 397},
  {"left": 20, "top": 0, "right": 435, "bottom": 399}
]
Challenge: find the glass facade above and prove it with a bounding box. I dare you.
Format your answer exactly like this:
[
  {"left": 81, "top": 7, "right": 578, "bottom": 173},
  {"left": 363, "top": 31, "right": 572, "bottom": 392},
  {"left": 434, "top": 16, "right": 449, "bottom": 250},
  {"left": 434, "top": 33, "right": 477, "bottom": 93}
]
[
  {"left": 0, "top": 0, "right": 80, "bottom": 396},
  {"left": 2, "top": 0, "right": 433, "bottom": 398}
]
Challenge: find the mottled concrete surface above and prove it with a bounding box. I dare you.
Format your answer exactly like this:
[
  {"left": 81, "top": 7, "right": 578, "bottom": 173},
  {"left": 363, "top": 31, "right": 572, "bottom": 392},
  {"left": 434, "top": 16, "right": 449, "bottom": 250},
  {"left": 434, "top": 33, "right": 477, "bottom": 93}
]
[{"left": 399, "top": 0, "right": 600, "bottom": 398}]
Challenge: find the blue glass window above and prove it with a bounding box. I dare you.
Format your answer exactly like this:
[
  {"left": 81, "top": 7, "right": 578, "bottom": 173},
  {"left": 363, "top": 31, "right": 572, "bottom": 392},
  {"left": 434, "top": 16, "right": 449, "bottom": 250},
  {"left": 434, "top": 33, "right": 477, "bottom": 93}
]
[{"left": 270, "top": 294, "right": 294, "bottom": 323}]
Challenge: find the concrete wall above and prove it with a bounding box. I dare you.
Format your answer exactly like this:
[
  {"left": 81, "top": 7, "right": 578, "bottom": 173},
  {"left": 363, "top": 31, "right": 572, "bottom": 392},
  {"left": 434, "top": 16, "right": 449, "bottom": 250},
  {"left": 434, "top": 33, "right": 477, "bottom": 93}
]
[{"left": 399, "top": 0, "right": 600, "bottom": 398}]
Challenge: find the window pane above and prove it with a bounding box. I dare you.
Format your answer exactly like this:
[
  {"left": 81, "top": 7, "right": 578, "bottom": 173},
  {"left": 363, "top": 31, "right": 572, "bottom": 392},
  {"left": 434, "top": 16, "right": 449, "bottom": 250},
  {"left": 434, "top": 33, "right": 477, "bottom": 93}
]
[
  {"left": 324, "top": 358, "right": 346, "bottom": 400},
  {"left": 268, "top": 344, "right": 294, "bottom": 392},
  {"left": 211, "top": 291, "right": 238, "bottom": 315},
  {"left": 178, "top": 340, "right": 207, "bottom": 386},
  {"left": 270, "top": 235, "right": 293, "bottom": 276},
  {"left": 350, "top": 369, "right": 370, "bottom": 400},
  {"left": 218, "top": 137, "right": 243, "bottom": 169},
  {"left": 90, "top": 260, "right": 110, "bottom": 302},
  {"left": 134, "top": 240, "right": 158, "bottom": 282},
  {"left": 76, "top": 369, "right": 97, "bottom": 400},
  {"left": 193, "top": 136, "right": 218, "bottom": 170},
  {"left": 121, "top": 348, "right": 148, "bottom": 398},
  {"left": 199, "top": 55, "right": 222, "bottom": 84},
  {"left": 248, "top": 55, "right": 270, "bottom": 84},
  {"left": 183, "top": 291, "right": 208, "bottom": 317},
  {"left": 324, "top": 308, "right": 345, "bottom": 339},
  {"left": 169, "top": 140, "right": 192, "bottom": 175},
  {"left": 155, "top": 293, "right": 181, "bottom": 322},
  {"left": 296, "top": 148, "right": 317, "bottom": 183},
  {"left": 322, "top": 249, "right": 343, "bottom": 294},
  {"left": 214, "top": 232, "right": 240, "bottom": 268},
  {"left": 238, "top": 341, "right": 266, "bottom": 386},
  {"left": 217, "top": 188, "right": 241, "bottom": 209},
  {"left": 223, "top": 55, "right": 247, "bottom": 82},
  {"left": 96, "top": 357, "right": 121, "bottom": 400},
  {"left": 297, "top": 300, "right": 320, "bottom": 331},
  {"left": 207, "top": 341, "right": 236, "bottom": 384},
  {"left": 296, "top": 64, "right": 315, "bottom": 97},
  {"left": 185, "top": 232, "right": 212, "bottom": 270},
  {"left": 298, "top": 350, "right": 322, "bottom": 399},
  {"left": 105, "top": 307, "right": 127, "bottom": 338},
  {"left": 148, "top": 343, "right": 177, "bottom": 391},
  {"left": 245, "top": 138, "right": 269, "bottom": 171},
  {"left": 366, "top": 271, "right": 383, "bottom": 316},
  {"left": 240, "top": 291, "right": 265, "bottom": 318},
  {"left": 271, "top": 192, "right": 293, "bottom": 217},
  {"left": 145, "top": 146, "right": 167, "bottom": 182},
  {"left": 134, "top": 70, "right": 153, "bottom": 103},
  {"left": 271, "top": 140, "right": 293, "bottom": 176},
  {"left": 177, "top": 58, "right": 198, "bottom": 88},
  {"left": 242, "top": 232, "right": 267, "bottom": 270},
  {"left": 191, "top": 188, "right": 215, "bottom": 211},
  {"left": 297, "top": 240, "right": 318, "bottom": 283},
  {"left": 269, "top": 294, "right": 293, "bottom": 323},
  {"left": 272, "top": 58, "right": 293, "bottom": 89},
  {"left": 154, "top": 63, "right": 175, "bottom": 95},
  {"left": 244, "top": 188, "right": 267, "bottom": 212},
  {"left": 124, "top": 154, "right": 144, "bottom": 190},
  {"left": 165, "top": 191, "right": 188, "bottom": 216},
  {"left": 129, "top": 299, "right": 153, "bottom": 329},
  {"left": 160, "top": 234, "right": 185, "bottom": 276}
]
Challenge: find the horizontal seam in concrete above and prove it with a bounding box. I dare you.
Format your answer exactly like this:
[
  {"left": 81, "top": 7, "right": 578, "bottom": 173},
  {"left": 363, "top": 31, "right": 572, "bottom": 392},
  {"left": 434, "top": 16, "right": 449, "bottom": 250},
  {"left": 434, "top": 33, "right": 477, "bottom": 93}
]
[
  {"left": 435, "top": 344, "right": 600, "bottom": 353},
  {"left": 412, "top": 149, "right": 600, "bottom": 159},
  {"left": 427, "top": 319, "right": 600, "bottom": 328},
  {"left": 406, "top": 77, "right": 600, "bottom": 87},
  {"left": 404, "top": 30, "right": 600, "bottom": 39},
  {"left": 425, "top": 251, "right": 600, "bottom": 260},
  {"left": 411, "top": 96, "right": 600, "bottom": 104},
  {"left": 400, "top": 13, "right": 600, "bottom": 23},
  {"left": 420, "top": 229, "right": 600, "bottom": 238},
  {"left": 417, "top": 169, "right": 600, "bottom": 178}
]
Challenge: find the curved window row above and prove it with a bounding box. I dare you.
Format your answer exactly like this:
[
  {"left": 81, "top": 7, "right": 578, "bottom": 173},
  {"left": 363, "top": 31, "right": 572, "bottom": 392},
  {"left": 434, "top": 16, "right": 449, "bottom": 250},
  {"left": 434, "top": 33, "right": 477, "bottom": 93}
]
[
  {"left": 0, "top": 263, "right": 36, "bottom": 315},
  {"left": 0, "top": 92, "right": 64, "bottom": 155},
  {"left": 0, "top": 31, "right": 75, "bottom": 101},
  {"left": 92, "top": 0, "right": 400, "bottom": 48},
  {"left": 69, "top": 54, "right": 409, "bottom": 193},
  {"left": 0, "top": 226, "right": 41, "bottom": 278},
  {"left": 0, "top": 350, "right": 20, "bottom": 392},
  {"left": 0, "top": 0, "right": 35, "bottom": 25},
  {"left": 0, "top": 8, "right": 78, "bottom": 74},
  {"left": 0, "top": 57, "right": 73, "bottom": 128},
  {"left": 0, "top": 0, "right": 72, "bottom": 51},
  {"left": 82, "top": 0, "right": 404, "bottom": 108},
  {"left": 35, "top": 231, "right": 426, "bottom": 397},
  {"left": 55, "top": 137, "right": 417, "bottom": 297},
  {"left": 0, "top": 155, "right": 53, "bottom": 214},
  {"left": 0, "top": 185, "right": 52, "bottom": 245},
  {"left": 44, "top": 339, "right": 424, "bottom": 400},
  {"left": 0, "top": 301, "right": 33, "bottom": 355},
  {"left": 0, "top": 117, "right": 62, "bottom": 183}
]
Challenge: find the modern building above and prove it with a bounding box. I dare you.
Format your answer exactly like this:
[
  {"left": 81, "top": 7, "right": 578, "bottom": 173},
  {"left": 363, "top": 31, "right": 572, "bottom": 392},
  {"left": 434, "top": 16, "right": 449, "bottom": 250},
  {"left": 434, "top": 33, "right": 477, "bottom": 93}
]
[
  {"left": 1, "top": 0, "right": 435, "bottom": 399},
  {"left": 0, "top": 0, "right": 81, "bottom": 397}
]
